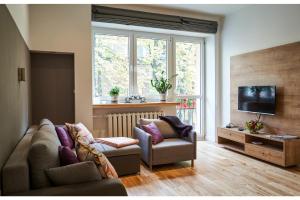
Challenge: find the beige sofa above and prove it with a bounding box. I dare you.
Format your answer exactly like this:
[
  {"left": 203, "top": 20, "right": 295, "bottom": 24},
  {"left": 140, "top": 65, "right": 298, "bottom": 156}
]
[{"left": 2, "top": 119, "right": 127, "bottom": 196}]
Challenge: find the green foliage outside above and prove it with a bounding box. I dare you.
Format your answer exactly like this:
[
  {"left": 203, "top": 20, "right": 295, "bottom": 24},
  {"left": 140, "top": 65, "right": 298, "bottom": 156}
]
[{"left": 93, "top": 34, "right": 201, "bottom": 98}]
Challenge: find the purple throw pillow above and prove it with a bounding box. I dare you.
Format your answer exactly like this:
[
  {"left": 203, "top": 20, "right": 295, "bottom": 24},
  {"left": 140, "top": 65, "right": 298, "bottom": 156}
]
[
  {"left": 55, "top": 126, "right": 74, "bottom": 149},
  {"left": 142, "top": 122, "right": 164, "bottom": 144},
  {"left": 58, "top": 146, "right": 79, "bottom": 166}
]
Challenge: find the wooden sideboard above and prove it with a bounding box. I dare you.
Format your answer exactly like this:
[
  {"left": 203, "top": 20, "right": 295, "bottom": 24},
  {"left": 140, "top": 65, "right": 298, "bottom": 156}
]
[{"left": 217, "top": 127, "right": 300, "bottom": 167}]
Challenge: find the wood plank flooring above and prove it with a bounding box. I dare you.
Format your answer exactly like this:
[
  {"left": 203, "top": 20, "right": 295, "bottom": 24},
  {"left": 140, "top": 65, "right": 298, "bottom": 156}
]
[{"left": 120, "top": 141, "right": 300, "bottom": 196}]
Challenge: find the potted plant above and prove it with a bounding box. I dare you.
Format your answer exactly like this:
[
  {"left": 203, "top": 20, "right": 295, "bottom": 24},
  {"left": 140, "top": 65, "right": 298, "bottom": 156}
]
[
  {"left": 109, "top": 86, "right": 120, "bottom": 103},
  {"left": 245, "top": 114, "right": 264, "bottom": 134},
  {"left": 151, "top": 71, "right": 177, "bottom": 101}
]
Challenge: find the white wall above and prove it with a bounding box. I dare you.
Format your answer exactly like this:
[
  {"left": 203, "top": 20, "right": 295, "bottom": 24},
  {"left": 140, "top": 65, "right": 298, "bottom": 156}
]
[
  {"left": 29, "top": 5, "right": 93, "bottom": 129},
  {"left": 6, "top": 4, "right": 30, "bottom": 47},
  {"left": 205, "top": 35, "right": 216, "bottom": 141},
  {"left": 28, "top": 4, "right": 222, "bottom": 135},
  {"left": 221, "top": 5, "right": 300, "bottom": 126}
]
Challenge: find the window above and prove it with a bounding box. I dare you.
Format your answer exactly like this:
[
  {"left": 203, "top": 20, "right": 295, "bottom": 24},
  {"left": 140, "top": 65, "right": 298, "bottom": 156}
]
[
  {"left": 136, "top": 37, "right": 167, "bottom": 97},
  {"left": 93, "top": 34, "right": 129, "bottom": 98},
  {"left": 92, "top": 27, "right": 204, "bottom": 136}
]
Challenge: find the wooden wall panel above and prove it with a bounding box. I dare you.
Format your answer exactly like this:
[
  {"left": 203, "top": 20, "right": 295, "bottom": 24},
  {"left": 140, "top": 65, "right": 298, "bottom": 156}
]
[{"left": 230, "top": 42, "right": 300, "bottom": 136}]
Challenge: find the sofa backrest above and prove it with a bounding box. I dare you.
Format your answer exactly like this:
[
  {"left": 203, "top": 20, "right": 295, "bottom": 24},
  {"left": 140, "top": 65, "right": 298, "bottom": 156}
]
[
  {"left": 2, "top": 126, "right": 37, "bottom": 195},
  {"left": 2, "top": 119, "right": 62, "bottom": 194},
  {"left": 139, "top": 118, "right": 178, "bottom": 138},
  {"left": 28, "top": 119, "right": 61, "bottom": 189}
]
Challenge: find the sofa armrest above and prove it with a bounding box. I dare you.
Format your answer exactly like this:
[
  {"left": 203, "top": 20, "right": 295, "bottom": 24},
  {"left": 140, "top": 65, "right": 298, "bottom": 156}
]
[
  {"left": 133, "top": 127, "right": 152, "bottom": 165},
  {"left": 184, "top": 131, "right": 197, "bottom": 159},
  {"left": 12, "top": 179, "right": 127, "bottom": 196}
]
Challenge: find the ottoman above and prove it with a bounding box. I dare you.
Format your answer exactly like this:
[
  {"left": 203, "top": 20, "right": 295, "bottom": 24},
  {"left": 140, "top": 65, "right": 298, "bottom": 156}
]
[{"left": 93, "top": 143, "right": 141, "bottom": 176}]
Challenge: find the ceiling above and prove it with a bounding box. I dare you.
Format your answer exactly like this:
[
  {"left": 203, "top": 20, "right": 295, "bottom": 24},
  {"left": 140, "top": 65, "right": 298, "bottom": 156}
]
[{"left": 153, "top": 4, "right": 248, "bottom": 16}]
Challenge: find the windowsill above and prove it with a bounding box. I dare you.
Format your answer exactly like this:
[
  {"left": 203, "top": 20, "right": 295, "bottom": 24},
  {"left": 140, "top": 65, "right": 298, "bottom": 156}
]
[{"left": 93, "top": 101, "right": 179, "bottom": 109}]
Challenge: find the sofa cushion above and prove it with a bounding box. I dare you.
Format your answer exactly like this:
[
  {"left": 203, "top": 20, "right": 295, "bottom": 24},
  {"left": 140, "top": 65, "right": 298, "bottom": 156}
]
[
  {"left": 45, "top": 161, "right": 102, "bottom": 186},
  {"left": 140, "top": 118, "right": 178, "bottom": 138},
  {"left": 39, "top": 119, "right": 56, "bottom": 134},
  {"left": 56, "top": 126, "right": 74, "bottom": 148},
  {"left": 28, "top": 130, "right": 61, "bottom": 189},
  {"left": 142, "top": 122, "right": 164, "bottom": 144},
  {"left": 91, "top": 143, "right": 141, "bottom": 158},
  {"left": 59, "top": 146, "right": 79, "bottom": 166},
  {"left": 152, "top": 138, "right": 194, "bottom": 165}
]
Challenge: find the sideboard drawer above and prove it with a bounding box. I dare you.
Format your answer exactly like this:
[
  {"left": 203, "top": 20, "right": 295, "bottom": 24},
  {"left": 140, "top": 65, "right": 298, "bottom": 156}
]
[
  {"left": 218, "top": 128, "right": 245, "bottom": 143},
  {"left": 245, "top": 143, "right": 284, "bottom": 166}
]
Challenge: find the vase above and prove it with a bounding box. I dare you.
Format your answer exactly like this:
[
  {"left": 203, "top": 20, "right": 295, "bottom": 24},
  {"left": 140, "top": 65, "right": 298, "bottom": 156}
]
[
  {"left": 160, "top": 93, "right": 166, "bottom": 101},
  {"left": 111, "top": 96, "right": 118, "bottom": 103}
]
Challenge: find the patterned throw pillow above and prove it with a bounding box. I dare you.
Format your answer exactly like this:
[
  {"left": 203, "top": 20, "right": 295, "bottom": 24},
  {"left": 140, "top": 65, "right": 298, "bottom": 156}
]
[
  {"left": 67, "top": 123, "right": 118, "bottom": 179},
  {"left": 65, "top": 123, "right": 94, "bottom": 144},
  {"left": 75, "top": 140, "right": 118, "bottom": 179}
]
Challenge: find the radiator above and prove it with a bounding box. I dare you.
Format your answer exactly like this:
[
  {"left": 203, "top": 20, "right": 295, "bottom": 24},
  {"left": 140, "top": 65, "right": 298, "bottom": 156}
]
[{"left": 107, "top": 111, "right": 164, "bottom": 137}]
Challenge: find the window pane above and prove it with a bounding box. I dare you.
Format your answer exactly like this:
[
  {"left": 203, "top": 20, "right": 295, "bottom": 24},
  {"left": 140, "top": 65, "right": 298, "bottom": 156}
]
[
  {"left": 136, "top": 38, "right": 167, "bottom": 97},
  {"left": 175, "top": 41, "right": 202, "bottom": 137},
  {"left": 175, "top": 42, "right": 201, "bottom": 96},
  {"left": 93, "top": 34, "right": 129, "bottom": 99}
]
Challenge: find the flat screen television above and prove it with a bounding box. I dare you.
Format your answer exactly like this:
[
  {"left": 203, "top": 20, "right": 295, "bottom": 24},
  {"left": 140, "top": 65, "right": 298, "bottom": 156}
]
[{"left": 238, "top": 86, "right": 276, "bottom": 115}]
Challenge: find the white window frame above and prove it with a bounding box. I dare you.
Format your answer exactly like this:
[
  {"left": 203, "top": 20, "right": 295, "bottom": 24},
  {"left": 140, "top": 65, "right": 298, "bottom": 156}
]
[
  {"left": 92, "top": 28, "right": 132, "bottom": 102},
  {"left": 133, "top": 32, "right": 170, "bottom": 99},
  {"left": 92, "top": 27, "right": 204, "bottom": 104}
]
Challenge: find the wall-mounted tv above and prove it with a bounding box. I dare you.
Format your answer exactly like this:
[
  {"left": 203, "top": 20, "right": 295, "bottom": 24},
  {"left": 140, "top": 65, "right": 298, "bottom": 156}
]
[{"left": 238, "top": 86, "right": 276, "bottom": 115}]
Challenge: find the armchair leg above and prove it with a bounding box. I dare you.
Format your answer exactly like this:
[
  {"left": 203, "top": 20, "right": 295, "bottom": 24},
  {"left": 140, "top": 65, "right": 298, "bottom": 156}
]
[
  {"left": 191, "top": 159, "right": 194, "bottom": 167},
  {"left": 149, "top": 164, "right": 153, "bottom": 171}
]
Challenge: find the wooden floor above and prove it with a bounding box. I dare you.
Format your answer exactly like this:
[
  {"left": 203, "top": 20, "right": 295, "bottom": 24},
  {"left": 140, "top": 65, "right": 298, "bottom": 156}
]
[{"left": 120, "top": 141, "right": 300, "bottom": 196}]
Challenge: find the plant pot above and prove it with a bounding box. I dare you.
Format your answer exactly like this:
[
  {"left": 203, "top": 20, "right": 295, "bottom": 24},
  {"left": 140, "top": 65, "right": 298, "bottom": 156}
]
[
  {"left": 249, "top": 130, "right": 259, "bottom": 134},
  {"left": 111, "top": 95, "right": 118, "bottom": 103},
  {"left": 160, "top": 93, "right": 167, "bottom": 101}
]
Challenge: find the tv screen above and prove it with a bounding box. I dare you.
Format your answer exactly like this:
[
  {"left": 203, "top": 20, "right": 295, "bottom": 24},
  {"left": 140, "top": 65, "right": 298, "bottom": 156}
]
[{"left": 238, "top": 86, "right": 276, "bottom": 115}]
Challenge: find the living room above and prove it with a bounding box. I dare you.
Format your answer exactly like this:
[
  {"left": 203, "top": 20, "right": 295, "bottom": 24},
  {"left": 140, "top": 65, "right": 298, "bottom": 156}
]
[{"left": 1, "top": 0, "right": 300, "bottom": 198}]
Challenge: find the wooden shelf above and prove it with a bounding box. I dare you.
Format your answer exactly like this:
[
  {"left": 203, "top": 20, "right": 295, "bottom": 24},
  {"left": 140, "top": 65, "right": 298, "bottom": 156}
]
[
  {"left": 220, "top": 143, "right": 245, "bottom": 153},
  {"left": 93, "top": 102, "right": 179, "bottom": 109},
  {"left": 217, "top": 127, "right": 300, "bottom": 167},
  {"left": 246, "top": 143, "right": 283, "bottom": 152}
]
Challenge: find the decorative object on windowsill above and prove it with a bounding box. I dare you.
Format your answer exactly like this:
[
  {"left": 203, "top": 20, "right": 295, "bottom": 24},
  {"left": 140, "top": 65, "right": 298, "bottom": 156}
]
[
  {"left": 245, "top": 114, "right": 264, "bottom": 134},
  {"left": 109, "top": 86, "right": 120, "bottom": 103},
  {"left": 150, "top": 71, "right": 177, "bottom": 101},
  {"left": 125, "top": 95, "right": 146, "bottom": 103}
]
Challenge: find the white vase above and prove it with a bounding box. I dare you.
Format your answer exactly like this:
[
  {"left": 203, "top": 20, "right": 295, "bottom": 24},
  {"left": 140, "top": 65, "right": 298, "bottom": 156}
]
[
  {"left": 160, "top": 93, "right": 167, "bottom": 101},
  {"left": 111, "top": 96, "right": 118, "bottom": 103}
]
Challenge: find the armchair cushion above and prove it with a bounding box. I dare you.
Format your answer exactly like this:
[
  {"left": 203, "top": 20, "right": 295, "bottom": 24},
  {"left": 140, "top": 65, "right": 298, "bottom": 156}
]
[
  {"left": 140, "top": 118, "right": 178, "bottom": 138},
  {"left": 152, "top": 138, "right": 194, "bottom": 165},
  {"left": 46, "top": 161, "right": 102, "bottom": 186}
]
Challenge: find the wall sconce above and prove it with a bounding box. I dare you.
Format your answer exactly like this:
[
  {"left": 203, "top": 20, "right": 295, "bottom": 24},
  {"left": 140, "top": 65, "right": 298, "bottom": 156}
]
[{"left": 18, "top": 68, "right": 26, "bottom": 82}]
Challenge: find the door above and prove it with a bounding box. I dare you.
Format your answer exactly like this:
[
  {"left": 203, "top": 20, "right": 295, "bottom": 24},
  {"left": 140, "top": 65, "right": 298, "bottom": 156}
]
[
  {"left": 173, "top": 37, "right": 204, "bottom": 138},
  {"left": 31, "top": 52, "right": 75, "bottom": 124}
]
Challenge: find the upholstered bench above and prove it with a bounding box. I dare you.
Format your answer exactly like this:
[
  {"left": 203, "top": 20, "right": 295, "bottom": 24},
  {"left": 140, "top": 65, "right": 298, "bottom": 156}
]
[{"left": 92, "top": 143, "right": 141, "bottom": 176}]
